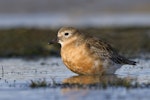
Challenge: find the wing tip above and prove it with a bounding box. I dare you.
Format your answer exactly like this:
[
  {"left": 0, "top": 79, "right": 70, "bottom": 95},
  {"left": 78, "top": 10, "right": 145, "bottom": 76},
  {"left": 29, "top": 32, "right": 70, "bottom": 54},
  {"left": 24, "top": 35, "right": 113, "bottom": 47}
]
[{"left": 124, "top": 59, "right": 137, "bottom": 65}]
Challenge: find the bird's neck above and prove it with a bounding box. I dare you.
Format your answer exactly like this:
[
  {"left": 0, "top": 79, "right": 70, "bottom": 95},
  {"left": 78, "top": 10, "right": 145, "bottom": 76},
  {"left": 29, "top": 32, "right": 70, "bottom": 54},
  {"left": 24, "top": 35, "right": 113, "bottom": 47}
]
[{"left": 61, "top": 36, "right": 78, "bottom": 48}]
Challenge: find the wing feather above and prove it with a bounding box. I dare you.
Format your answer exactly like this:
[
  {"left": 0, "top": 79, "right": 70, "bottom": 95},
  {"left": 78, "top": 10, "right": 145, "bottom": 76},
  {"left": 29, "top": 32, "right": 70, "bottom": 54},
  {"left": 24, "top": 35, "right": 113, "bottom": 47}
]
[{"left": 86, "top": 37, "right": 136, "bottom": 65}]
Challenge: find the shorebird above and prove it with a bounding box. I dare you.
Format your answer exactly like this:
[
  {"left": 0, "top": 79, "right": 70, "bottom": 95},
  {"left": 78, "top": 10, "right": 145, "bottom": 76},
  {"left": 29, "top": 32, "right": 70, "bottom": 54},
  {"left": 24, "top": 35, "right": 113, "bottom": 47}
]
[{"left": 49, "top": 27, "right": 136, "bottom": 75}]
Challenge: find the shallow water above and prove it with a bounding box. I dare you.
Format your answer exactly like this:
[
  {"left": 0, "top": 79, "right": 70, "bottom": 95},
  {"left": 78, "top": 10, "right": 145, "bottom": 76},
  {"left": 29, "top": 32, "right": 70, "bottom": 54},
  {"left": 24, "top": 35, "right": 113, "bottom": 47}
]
[
  {"left": 0, "top": 57, "right": 150, "bottom": 100},
  {"left": 1, "top": 14, "right": 150, "bottom": 28}
]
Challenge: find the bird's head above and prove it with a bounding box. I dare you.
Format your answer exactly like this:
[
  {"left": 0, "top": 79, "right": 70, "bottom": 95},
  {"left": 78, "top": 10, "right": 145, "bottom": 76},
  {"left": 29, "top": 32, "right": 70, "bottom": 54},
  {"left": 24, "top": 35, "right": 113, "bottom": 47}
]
[{"left": 49, "top": 27, "right": 81, "bottom": 46}]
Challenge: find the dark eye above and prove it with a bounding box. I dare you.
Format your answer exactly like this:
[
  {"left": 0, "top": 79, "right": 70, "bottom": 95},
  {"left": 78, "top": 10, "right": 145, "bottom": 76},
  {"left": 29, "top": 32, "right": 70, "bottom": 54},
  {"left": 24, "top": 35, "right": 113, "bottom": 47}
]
[{"left": 64, "top": 33, "right": 69, "bottom": 36}]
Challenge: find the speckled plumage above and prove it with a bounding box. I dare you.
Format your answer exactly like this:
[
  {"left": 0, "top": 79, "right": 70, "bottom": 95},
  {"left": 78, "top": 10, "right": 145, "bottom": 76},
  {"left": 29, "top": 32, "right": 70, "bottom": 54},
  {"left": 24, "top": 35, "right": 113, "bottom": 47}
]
[{"left": 53, "top": 27, "right": 136, "bottom": 75}]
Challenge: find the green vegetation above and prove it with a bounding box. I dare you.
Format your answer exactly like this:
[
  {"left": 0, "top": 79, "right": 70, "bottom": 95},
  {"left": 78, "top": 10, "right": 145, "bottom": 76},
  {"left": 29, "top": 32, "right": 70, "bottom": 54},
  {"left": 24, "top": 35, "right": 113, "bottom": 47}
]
[
  {"left": 0, "top": 27, "right": 149, "bottom": 58},
  {"left": 29, "top": 78, "right": 150, "bottom": 89},
  {"left": 0, "top": 28, "right": 59, "bottom": 57},
  {"left": 30, "top": 79, "right": 48, "bottom": 88}
]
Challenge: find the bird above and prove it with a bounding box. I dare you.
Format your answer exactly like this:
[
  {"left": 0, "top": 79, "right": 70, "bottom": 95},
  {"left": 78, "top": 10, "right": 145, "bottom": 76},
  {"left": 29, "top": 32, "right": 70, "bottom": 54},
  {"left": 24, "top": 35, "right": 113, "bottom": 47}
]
[{"left": 49, "top": 27, "right": 136, "bottom": 75}]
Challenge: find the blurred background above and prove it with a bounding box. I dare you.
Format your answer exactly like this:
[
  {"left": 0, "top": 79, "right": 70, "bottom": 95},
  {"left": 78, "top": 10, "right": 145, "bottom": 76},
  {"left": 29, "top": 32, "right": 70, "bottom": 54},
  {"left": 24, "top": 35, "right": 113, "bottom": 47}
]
[{"left": 0, "top": 0, "right": 150, "bottom": 58}]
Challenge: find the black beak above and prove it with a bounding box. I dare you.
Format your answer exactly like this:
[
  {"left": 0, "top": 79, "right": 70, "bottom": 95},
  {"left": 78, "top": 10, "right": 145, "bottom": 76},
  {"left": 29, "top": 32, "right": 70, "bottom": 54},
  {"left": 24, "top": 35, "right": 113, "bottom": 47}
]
[{"left": 48, "top": 38, "right": 58, "bottom": 45}]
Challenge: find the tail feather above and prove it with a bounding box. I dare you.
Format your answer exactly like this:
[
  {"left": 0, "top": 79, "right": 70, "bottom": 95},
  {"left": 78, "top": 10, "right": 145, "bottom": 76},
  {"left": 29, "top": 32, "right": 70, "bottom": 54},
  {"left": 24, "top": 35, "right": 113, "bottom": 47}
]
[
  {"left": 123, "top": 59, "right": 136, "bottom": 65},
  {"left": 111, "top": 55, "right": 136, "bottom": 65}
]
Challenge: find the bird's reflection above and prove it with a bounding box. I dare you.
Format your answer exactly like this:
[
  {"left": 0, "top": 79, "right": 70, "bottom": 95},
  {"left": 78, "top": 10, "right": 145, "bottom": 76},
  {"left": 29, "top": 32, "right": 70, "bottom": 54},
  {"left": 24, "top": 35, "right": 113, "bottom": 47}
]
[
  {"left": 63, "top": 75, "right": 132, "bottom": 85},
  {"left": 61, "top": 75, "right": 134, "bottom": 98}
]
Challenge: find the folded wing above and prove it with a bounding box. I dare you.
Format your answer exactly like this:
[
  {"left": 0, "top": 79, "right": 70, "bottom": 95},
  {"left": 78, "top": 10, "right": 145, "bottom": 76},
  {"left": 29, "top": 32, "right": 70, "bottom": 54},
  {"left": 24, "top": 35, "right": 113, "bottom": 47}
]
[{"left": 86, "top": 37, "right": 136, "bottom": 65}]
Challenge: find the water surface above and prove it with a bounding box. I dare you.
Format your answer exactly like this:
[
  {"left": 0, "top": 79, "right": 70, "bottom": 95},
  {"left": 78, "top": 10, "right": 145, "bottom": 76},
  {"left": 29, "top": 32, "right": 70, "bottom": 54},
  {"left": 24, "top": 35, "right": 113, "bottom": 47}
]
[
  {"left": 0, "top": 57, "right": 150, "bottom": 100},
  {"left": 1, "top": 14, "right": 150, "bottom": 28}
]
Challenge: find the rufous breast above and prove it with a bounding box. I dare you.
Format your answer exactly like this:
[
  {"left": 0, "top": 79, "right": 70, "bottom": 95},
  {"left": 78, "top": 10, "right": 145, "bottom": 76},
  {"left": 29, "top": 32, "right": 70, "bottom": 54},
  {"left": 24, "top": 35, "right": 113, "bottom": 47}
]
[{"left": 61, "top": 40, "right": 104, "bottom": 75}]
